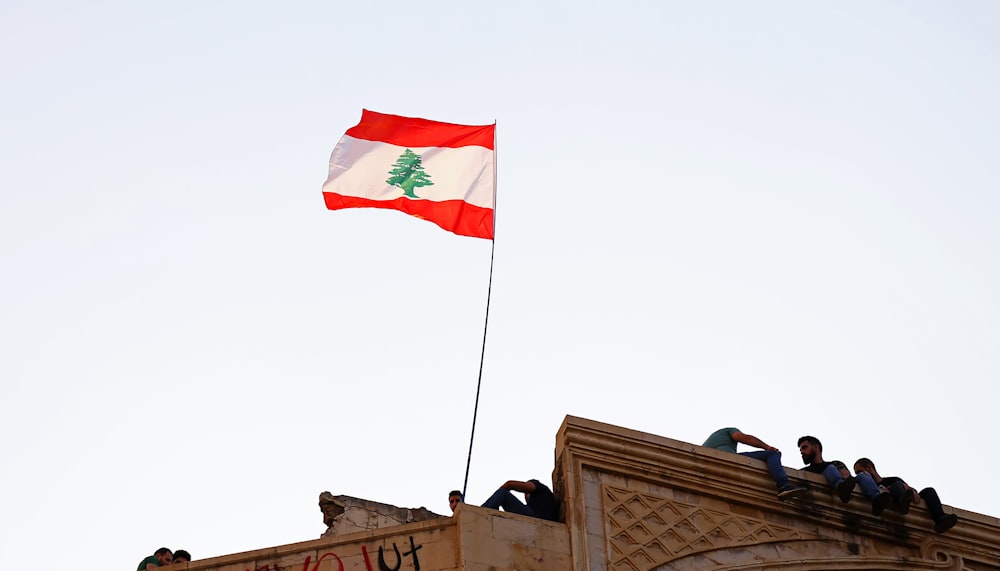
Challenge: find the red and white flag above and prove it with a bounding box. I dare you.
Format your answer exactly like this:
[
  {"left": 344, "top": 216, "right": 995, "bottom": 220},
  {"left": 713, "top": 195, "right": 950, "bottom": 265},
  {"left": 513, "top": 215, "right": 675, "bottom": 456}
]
[{"left": 322, "top": 110, "right": 496, "bottom": 239}]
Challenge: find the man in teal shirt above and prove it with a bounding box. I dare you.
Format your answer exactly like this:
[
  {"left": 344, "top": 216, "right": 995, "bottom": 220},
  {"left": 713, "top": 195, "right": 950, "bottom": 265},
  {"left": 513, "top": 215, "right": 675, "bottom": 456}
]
[
  {"left": 137, "top": 548, "right": 172, "bottom": 570},
  {"left": 704, "top": 427, "right": 806, "bottom": 499}
]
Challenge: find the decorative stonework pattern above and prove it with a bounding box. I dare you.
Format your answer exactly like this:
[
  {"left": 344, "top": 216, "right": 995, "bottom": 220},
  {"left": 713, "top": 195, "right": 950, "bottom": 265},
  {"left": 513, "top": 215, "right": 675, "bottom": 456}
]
[
  {"left": 603, "top": 484, "right": 808, "bottom": 571},
  {"left": 656, "top": 540, "right": 975, "bottom": 571},
  {"left": 922, "top": 542, "right": 998, "bottom": 571}
]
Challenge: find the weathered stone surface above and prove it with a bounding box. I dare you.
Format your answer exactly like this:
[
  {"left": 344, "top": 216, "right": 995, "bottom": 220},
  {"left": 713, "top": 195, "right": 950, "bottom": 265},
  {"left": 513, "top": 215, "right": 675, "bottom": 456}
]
[{"left": 318, "top": 492, "right": 442, "bottom": 537}]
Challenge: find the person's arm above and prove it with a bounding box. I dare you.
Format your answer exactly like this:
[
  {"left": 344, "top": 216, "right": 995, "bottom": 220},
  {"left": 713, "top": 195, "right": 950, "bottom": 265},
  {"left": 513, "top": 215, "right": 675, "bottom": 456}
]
[
  {"left": 831, "top": 460, "right": 851, "bottom": 479},
  {"left": 732, "top": 431, "right": 779, "bottom": 453},
  {"left": 500, "top": 480, "right": 537, "bottom": 494}
]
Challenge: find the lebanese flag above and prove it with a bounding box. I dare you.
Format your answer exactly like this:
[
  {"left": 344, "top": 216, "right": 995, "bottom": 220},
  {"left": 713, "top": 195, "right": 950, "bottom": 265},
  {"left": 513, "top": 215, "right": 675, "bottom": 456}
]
[{"left": 322, "top": 110, "right": 496, "bottom": 239}]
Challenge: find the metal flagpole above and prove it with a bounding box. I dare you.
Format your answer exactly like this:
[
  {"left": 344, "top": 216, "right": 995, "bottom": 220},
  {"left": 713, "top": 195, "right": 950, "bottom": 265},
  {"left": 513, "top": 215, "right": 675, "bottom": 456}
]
[
  {"left": 462, "top": 121, "right": 498, "bottom": 501},
  {"left": 461, "top": 239, "right": 494, "bottom": 500}
]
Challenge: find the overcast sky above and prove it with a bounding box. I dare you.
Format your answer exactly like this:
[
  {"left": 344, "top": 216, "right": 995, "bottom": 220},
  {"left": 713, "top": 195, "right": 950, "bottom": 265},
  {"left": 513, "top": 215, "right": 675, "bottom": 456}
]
[{"left": 2, "top": 1, "right": 998, "bottom": 569}]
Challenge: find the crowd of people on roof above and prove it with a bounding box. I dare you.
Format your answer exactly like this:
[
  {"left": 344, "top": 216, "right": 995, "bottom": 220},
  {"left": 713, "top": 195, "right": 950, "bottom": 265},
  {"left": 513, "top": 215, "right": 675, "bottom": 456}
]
[
  {"left": 138, "top": 426, "right": 959, "bottom": 571},
  {"left": 460, "top": 427, "right": 958, "bottom": 536},
  {"left": 702, "top": 427, "right": 958, "bottom": 534}
]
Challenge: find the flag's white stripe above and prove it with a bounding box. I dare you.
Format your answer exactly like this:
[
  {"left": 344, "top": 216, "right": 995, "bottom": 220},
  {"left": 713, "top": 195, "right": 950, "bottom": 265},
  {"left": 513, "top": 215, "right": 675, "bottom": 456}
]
[{"left": 322, "top": 135, "right": 495, "bottom": 208}]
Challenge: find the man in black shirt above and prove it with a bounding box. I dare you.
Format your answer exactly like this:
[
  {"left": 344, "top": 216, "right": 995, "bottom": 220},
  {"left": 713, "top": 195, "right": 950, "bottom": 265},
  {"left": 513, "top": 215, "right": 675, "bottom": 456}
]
[
  {"left": 481, "top": 478, "right": 558, "bottom": 521},
  {"left": 798, "top": 435, "right": 891, "bottom": 515},
  {"left": 854, "top": 457, "right": 958, "bottom": 534}
]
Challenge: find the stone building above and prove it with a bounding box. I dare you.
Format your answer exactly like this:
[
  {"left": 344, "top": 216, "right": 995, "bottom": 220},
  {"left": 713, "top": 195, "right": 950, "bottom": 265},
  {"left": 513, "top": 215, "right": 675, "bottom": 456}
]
[{"left": 177, "top": 416, "right": 999, "bottom": 570}]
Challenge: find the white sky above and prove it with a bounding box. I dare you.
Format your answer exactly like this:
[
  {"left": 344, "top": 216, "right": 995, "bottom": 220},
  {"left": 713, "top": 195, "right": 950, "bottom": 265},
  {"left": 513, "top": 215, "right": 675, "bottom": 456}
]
[{"left": 2, "top": 1, "right": 998, "bottom": 569}]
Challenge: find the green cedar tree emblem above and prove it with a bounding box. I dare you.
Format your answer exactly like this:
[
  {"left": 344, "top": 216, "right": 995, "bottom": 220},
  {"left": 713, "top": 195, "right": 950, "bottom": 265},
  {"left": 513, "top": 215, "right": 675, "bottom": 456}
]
[{"left": 385, "top": 148, "right": 434, "bottom": 198}]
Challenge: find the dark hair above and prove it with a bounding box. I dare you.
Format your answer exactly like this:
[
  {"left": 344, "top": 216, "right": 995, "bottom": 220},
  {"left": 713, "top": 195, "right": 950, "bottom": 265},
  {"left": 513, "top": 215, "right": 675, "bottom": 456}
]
[
  {"left": 154, "top": 548, "right": 172, "bottom": 557},
  {"left": 448, "top": 490, "right": 463, "bottom": 499},
  {"left": 854, "top": 458, "right": 875, "bottom": 471},
  {"left": 797, "top": 435, "right": 822, "bottom": 452},
  {"left": 173, "top": 550, "right": 191, "bottom": 562}
]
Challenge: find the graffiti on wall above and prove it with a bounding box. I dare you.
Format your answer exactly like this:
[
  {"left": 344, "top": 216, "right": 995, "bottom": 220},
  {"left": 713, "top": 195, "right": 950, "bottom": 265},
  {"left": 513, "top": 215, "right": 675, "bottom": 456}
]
[{"left": 244, "top": 535, "right": 423, "bottom": 571}]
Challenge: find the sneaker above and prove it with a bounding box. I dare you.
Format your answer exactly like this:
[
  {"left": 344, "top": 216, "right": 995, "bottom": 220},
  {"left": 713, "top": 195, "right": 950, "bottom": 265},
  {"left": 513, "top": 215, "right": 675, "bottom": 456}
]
[
  {"left": 871, "top": 490, "right": 891, "bottom": 516},
  {"left": 934, "top": 513, "right": 958, "bottom": 534},
  {"left": 777, "top": 486, "right": 807, "bottom": 500},
  {"left": 836, "top": 477, "right": 856, "bottom": 503},
  {"left": 894, "top": 488, "right": 915, "bottom": 515}
]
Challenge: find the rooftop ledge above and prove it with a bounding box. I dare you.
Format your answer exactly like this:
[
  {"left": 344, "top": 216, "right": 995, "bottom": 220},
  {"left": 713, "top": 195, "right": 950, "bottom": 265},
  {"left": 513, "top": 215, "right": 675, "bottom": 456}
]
[{"left": 171, "top": 415, "right": 1000, "bottom": 571}]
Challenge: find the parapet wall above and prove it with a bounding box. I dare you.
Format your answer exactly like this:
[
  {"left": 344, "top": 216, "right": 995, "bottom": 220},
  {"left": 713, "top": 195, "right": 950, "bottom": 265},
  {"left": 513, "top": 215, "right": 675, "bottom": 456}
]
[{"left": 176, "top": 505, "right": 569, "bottom": 571}]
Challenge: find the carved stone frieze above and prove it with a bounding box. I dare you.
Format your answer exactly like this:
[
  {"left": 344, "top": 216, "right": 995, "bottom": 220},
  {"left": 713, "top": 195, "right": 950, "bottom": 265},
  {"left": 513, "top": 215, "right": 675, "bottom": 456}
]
[{"left": 603, "top": 484, "right": 809, "bottom": 570}]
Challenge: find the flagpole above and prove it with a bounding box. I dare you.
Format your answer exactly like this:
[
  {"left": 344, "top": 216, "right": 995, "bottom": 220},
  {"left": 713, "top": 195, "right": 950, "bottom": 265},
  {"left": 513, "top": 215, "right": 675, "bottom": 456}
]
[
  {"left": 461, "top": 239, "right": 494, "bottom": 501},
  {"left": 462, "top": 121, "right": 498, "bottom": 501}
]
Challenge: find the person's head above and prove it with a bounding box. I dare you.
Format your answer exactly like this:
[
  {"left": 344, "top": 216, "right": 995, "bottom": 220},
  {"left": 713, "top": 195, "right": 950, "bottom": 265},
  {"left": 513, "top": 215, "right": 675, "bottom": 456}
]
[
  {"left": 173, "top": 550, "right": 191, "bottom": 564},
  {"left": 154, "top": 548, "right": 173, "bottom": 565},
  {"left": 797, "top": 436, "right": 823, "bottom": 464},
  {"left": 854, "top": 458, "right": 876, "bottom": 477},
  {"left": 448, "top": 490, "right": 463, "bottom": 513}
]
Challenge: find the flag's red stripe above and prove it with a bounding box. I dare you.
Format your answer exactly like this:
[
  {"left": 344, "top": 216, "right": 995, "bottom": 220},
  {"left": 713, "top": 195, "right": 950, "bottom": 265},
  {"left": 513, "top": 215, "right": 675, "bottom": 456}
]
[
  {"left": 345, "top": 109, "right": 495, "bottom": 151},
  {"left": 323, "top": 192, "right": 494, "bottom": 240}
]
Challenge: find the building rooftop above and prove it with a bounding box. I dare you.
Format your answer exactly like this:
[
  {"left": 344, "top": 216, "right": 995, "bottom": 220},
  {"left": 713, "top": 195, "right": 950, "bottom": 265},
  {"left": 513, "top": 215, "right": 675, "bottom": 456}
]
[{"left": 172, "top": 416, "right": 1000, "bottom": 571}]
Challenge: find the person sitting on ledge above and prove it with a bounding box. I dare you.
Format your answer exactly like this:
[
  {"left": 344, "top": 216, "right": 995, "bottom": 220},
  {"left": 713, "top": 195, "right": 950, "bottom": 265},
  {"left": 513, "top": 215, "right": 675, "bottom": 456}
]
[
  {"left": 702, "top": 427, "right": 807, "bottom": 500},
  {"left": 853, "top": 457, "right": 959, "bottom": 533},
  {"left": 798, "top": 435, "right": 891, "bottom": 515},
  {"left": 481, "top": 478, "right": 558, "bottom": 521}
]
